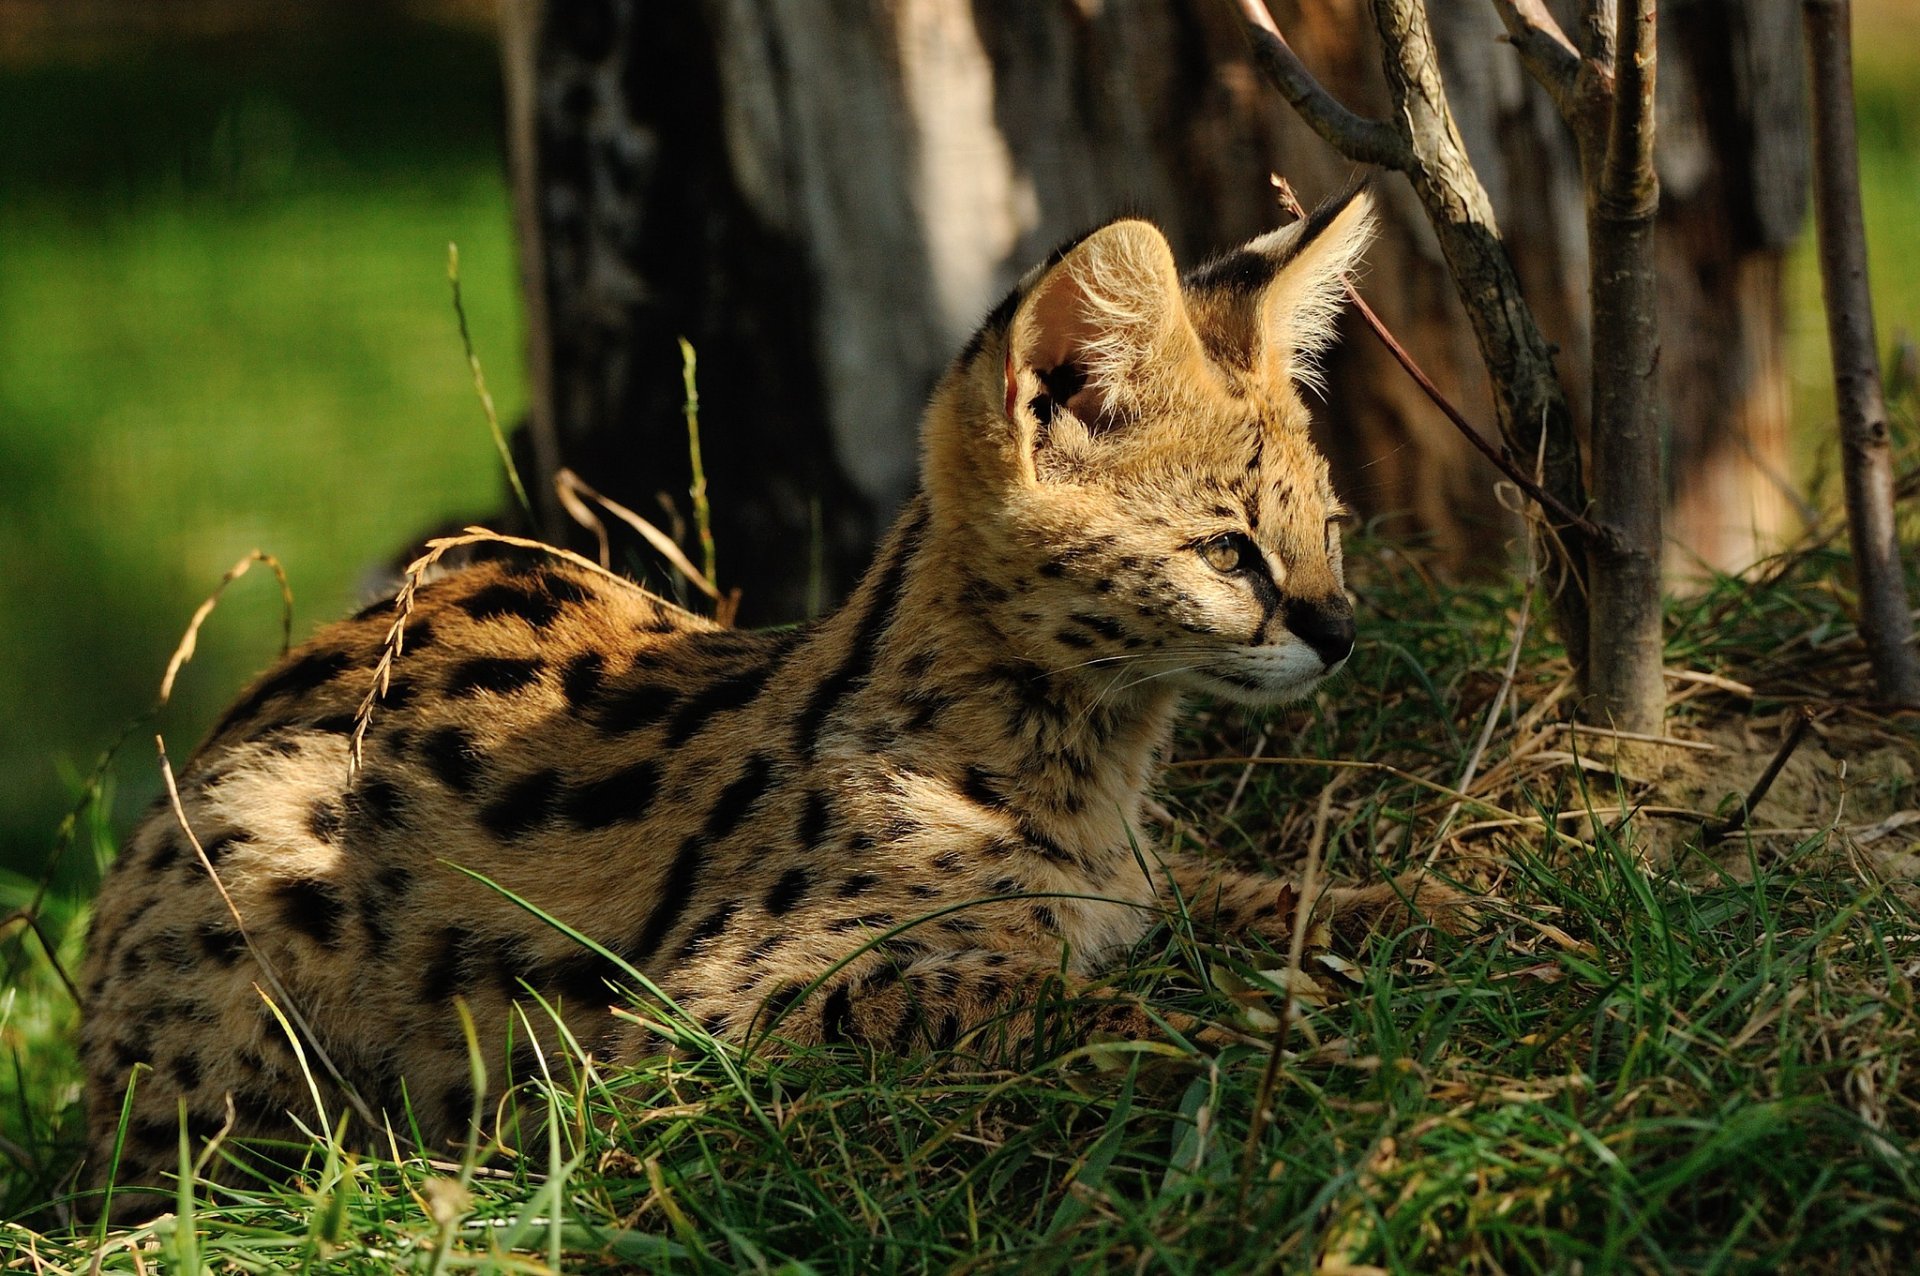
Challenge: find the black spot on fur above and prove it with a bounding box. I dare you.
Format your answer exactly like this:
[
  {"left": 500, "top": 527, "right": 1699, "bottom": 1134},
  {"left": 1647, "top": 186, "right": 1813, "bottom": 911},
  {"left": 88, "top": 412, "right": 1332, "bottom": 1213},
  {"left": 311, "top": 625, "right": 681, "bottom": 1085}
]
[
  {"left": 628, "top": 836, "right": 706, "bottom": 963},
  {"left": 206, "top": 833, "right": 256, "bottom": 869},
  {"left": 446, "top": 656, "right": 544, "bottom": 698},
  {"left": 568, "top": 759, "right": 661, "bottom": 828},
  {"left": 678, "top": 901, "right": 738, "bottom": 958},
  {"left": 482, "top": 768, "right": 562, "bottom": 840},
  {"left": 308, "top": 799, "right": 343, "bottom": 844},
  {"left": 765, "top": 867, "right": 810, "bottom": 916},
  {"left": 196, "top": 922, "right": 244, "bottom": 967},
  {"left": 420, "top": 926, "right": 464, "bottom": 1002},
  {"left": 827, "top": 912, "right": 895, "bottom": 934},
  {"left": 961, "top": 766, "right": 1007, "bottom": 809},
  {"left": 664, "top": 663, "right": 774, "bottom": 748},
  {"left": 380, "top": 678, "right": 417, "bottom": 711},
  {"left": 169, "top": 1051, "right": 204, "bottom": 1092},
  {"left": 561, "top": 651, "right": 605, "bottom": 708},
  {"left": 353, "top": 595, "right": 398, "bottom": 623},
  {"left": 213, "top": 649, "right": 352, "bottom": 736},
  {"left": 794, "top": 502, "right": 926, "bottom": 757},
  {"left": 539, "top": 570, "right": 595, "bottom": 606},
  {"left": 459, "top": 581, "right": 563, "bottom": 630},
  {"left": 277, "top": 878, "right": 347, "bottom": 948},
  {"left": 839, "top": 873, "right": 879, "bottom": 899},
  {"left": 347, "top": 774, "right": 406, "bottom": 828},
  {"left": 144, "top": 835, "right": 182, "bottom": 873},
  {"left": 798, "top": 790, "right": 834, "bottom": 847},
  {"left": 1070, "top": 612, "right": 1129, "bottom": 642},
  {"left": 422, "top": 726, "right": 485, "bottom": 793},
  {"left": 822, "top": 985, "right": 854, "bottom": 1043},
  {"left": 1054, "top": 629, "right": 1094, "bottom": 650},
  {"left": 597, "top": 682, "right": 677, "bottom": 733},
  {"left": 760, "top": 981, "right": 804, "bottom": 1024},
  {"left": 706, "top": 753, "right": 774, "bottom": 839},
  {"left": 354, "top": 867, "right": 412, "bottom": 954},
  {"left": 540, "top": 949, "right": 625, "bottom": 1008}
]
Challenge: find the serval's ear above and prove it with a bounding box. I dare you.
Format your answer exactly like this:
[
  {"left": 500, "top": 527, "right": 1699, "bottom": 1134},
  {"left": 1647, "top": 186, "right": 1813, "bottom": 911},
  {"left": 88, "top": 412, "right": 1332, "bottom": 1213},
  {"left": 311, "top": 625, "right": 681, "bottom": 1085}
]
[
  {"left": 1002, "top": 218, "right": 1204, "bottom": 443},
  {"left": 1186, "top": 185, "right": 1376, "bottom": 393}
]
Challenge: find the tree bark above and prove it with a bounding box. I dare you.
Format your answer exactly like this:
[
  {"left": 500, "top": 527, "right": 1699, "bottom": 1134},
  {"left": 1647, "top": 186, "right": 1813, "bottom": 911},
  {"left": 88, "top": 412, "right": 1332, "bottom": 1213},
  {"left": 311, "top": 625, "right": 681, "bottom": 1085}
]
[
  {"left": 1803, "top": 0, "right": 1919, "bottom": 704},
  {"left": 1584, "top": 0, "right": 1666, "bottom": 733}
]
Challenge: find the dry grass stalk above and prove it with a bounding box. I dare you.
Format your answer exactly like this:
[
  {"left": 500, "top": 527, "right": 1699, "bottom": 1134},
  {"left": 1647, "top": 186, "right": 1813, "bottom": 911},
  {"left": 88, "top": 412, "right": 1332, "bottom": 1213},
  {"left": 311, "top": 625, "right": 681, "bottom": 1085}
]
[
  {"left": 2, "top": 551, "right": 296, "bottom": 1006},
  {"left": 553, "top": 468, "right": 727, "bottom": 609},
  {"left": 348, "top": 525, "right": 668, "bottom": 774},
  {"left": 159, "top": 551, "right": 293, "bottom": 705},
  {"left": 1238, "top": 778, "right": 1340, "bottom": 1215},
  {"left": 156, "top": 735, "right": 382, "bottom": 1134}
]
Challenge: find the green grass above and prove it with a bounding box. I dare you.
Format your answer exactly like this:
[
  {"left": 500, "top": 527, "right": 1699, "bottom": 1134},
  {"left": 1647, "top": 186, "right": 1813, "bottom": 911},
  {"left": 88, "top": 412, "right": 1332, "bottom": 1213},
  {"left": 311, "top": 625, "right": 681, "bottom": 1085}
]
[{"left": 5, "top": 12, "right": 1920, "bottom": 1272}]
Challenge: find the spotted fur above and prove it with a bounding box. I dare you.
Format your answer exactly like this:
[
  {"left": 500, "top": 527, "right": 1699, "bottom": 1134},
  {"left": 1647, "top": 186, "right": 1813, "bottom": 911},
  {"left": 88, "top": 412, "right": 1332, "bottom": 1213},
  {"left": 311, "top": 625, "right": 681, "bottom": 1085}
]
[{"left": 81, "top": 189, "right": 1462, "bottom": 1213}]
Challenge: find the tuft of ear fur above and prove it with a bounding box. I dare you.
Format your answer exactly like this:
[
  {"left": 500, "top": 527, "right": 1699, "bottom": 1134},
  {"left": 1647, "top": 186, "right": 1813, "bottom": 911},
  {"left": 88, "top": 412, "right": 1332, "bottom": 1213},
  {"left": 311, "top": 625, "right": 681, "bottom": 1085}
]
[
  {"left": 1004, "top": 219, "right": 1202, "bottom": 437},
  {"left": 1189, "top": 186, "right": 1376, "bottom": 394}
]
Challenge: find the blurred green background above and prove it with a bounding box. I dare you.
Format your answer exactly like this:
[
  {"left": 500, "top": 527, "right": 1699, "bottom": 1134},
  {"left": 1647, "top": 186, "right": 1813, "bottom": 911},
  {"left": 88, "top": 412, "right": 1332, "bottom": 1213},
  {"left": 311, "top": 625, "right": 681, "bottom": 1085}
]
[
  {"left": 0, "top": 5, "right": 522, "bottom": 902},
  {"left": 0, "top": 1, "right": 1915, "bottom": 908}
]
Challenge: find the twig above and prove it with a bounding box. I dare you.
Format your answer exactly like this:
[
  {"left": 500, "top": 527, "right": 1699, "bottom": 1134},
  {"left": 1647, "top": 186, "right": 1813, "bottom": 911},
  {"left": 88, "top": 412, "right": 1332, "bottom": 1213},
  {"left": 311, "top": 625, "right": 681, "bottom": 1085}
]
[
  {"left": 1706, "top": 705, "right": 1816, "bottom": 845},
  {"left": 1271, "top": 177, "right": 1608, "bottom": 547},
  {"left": 1489, "top": 0, "right": 1600, "bottom": 124},
  {"left": 1429, "top": 460, "right": 1543, "bottom": 866},
  {"left": 1231, "top": 1, "right": 1412, "bottom": 169},
  {"left": 1223, "top": 726, "right": 1269, "bottom": 819},
  {"left": 554, "top": 468, "right": 725, "bottom": 605}
]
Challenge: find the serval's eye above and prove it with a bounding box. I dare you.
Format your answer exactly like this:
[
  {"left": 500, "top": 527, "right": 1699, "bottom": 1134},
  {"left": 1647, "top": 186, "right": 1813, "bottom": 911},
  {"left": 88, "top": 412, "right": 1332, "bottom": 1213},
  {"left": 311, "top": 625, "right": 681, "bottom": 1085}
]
[{"left": 1199, "top": 535, "right": 1250, "bottom": 575}]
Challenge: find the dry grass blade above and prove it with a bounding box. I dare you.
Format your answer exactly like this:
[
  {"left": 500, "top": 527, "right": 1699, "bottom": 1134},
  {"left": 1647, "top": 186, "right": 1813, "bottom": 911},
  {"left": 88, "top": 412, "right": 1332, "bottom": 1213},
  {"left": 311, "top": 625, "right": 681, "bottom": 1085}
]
[
  {"left": 1238, "top": 778, "right": 1340, "bottom": 1215},
  {"left": 3, "top": 549, "right": 295, "bottom": 1003},
  {"left": 554, "top": 467, "right": 723, "bottom": 605},
  {"left": 159, "top": 550, "right": 293, "bottom": 706},
  {"left": 157, "top": 734, "right": 382, "bottom": 1135},
  {"left": 448, "top": 241, "right": 534, "bottom": 527},
  {"left": 349, "top": 525, "right": 671, "bottom": 774}
]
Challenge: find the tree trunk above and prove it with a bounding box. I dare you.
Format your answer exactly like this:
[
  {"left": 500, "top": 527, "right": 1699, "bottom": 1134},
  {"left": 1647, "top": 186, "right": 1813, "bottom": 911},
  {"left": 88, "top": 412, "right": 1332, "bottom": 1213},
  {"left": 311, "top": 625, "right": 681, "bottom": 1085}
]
[
  {"left": 1585, "top": 0, "right": 1666, "bottom": 735},
  {"left": 1803, "top": 0, "right": 1920, "bottom": 704},
  {"left": 502, "top": 0, "right": 1807, "bottom": 626}
]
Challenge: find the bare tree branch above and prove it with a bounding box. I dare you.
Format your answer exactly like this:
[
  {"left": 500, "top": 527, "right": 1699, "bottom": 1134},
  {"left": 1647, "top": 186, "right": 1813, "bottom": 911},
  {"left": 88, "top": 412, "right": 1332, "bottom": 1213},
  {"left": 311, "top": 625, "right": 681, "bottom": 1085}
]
[
  {"left": 1232, "top": 2, "right": 1413, "bottom": 169},
  {"left": 1804, "top": 0, "right": 1920, "bottom": 704},
  {"left": 1271, "top": 176, "right": 1608, "bottom": 545},
  {"left": 1488, "top": 0, "right": 1584, "bottom": 116},
  {"left": 1364, "top": 0, "right": 1595, "bottom": 672}
]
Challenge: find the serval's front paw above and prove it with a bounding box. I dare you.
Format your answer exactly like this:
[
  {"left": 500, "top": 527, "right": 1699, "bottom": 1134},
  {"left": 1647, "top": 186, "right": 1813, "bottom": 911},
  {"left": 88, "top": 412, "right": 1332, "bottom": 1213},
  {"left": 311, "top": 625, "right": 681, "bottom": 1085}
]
[{"left": 1315, "top": 872, "right": 1482, "bottom": 948}]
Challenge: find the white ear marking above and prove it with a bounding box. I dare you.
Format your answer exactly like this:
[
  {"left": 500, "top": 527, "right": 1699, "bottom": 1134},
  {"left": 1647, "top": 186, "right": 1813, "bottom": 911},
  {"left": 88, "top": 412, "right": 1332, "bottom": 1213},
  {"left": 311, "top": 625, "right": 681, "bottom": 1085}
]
[{"left": 1259, "top": 191, "right": 1377, "bottom": 393}]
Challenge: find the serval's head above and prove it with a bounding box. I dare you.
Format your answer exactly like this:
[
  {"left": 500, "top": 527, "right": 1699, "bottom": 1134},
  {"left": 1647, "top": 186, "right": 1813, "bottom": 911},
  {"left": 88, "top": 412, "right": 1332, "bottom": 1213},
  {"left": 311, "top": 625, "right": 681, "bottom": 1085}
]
[{"left": 926, "top": 187, "right": 1375, "bottom": 706}]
